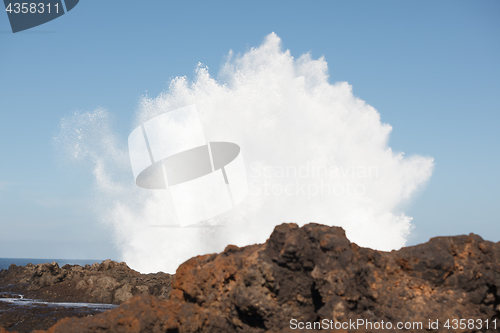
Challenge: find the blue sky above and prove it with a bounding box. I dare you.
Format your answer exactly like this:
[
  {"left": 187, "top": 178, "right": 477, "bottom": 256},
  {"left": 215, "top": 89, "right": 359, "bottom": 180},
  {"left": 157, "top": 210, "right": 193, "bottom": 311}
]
[{"left": 0, "top": 0, "right": 499, "bottom": 260}]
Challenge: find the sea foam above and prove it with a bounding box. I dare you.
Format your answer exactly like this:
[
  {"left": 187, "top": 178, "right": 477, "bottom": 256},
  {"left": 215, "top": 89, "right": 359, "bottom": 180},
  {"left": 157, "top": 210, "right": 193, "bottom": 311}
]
[{"left": 55, "top": 33, "right": 434, "bottom": 273}]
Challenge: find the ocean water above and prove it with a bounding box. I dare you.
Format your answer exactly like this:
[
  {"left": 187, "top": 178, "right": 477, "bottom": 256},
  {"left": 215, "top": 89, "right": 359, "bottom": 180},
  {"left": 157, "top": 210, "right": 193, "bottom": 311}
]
[
  {"left": 0, "top": 258, "right": 105, "bottom": 271},
  {"left": 0, "top": 297, "right": 118, "bottom": 309}
]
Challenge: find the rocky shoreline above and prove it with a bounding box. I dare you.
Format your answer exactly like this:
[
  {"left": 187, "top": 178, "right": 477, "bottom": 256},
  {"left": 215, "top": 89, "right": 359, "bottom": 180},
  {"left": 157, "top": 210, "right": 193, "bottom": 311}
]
[
  {"left": 1, "top": 223, "right": 499, "bottom": 332},
  {"left": 0, "top": 259, "right": 171, "bottom": 332}
]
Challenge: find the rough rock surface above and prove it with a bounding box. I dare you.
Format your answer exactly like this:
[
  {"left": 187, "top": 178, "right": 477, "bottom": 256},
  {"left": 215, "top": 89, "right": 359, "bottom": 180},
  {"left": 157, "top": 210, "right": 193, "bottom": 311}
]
[
  {"left": 27, "top": 223, "right": 499, "bottom": 333},
  {"left": 0, "top": 260, "right": 170, "bottom": 332},
  {"left": 0, "top": 259, "right": 171, "bottom": 305}
]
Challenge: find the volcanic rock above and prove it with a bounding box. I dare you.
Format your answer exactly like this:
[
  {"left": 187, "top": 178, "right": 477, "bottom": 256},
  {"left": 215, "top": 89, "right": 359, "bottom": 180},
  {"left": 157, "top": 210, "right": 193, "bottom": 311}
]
[
  {"left": 0, "top": 259, "right": 171, "bottom": 305},
  {"left": 0, "top": 260, "right": 171, "bottom": 332},
  {"left": 27, "top": 223, "right": 499, "bottom": 333}
]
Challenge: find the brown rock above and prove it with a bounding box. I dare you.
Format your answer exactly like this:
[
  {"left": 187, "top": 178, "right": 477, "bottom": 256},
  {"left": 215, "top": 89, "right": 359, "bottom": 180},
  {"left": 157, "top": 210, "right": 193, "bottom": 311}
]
[
  {"left": 29, "top": 262, "right": 65, "bottom": 290},
  {"left": 0, "top": 260, "right": 171, "bottom": 305},
  {"left": 0, "top": 260, "right": 171, "bottom": 332},
  {"left": 29, "top": 222, "right": 500, "bottom": 333}
]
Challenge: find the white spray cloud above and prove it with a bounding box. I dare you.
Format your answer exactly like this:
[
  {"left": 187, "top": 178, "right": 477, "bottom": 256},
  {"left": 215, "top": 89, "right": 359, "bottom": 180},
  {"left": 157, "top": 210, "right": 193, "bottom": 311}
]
[{"left": 55, "top": 33, "right": 434, "bottom": 273}]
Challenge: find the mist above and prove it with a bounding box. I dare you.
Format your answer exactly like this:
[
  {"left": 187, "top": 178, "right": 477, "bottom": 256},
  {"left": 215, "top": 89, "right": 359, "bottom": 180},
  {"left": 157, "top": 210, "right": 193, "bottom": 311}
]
[{"left": 55, "top": 33, "right": 434, "bottom": 273}]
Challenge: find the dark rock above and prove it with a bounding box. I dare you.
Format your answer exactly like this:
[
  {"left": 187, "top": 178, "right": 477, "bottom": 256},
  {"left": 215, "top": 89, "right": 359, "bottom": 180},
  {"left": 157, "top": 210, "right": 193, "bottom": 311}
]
[
  {"left": 0, "top": 224, "right": 500, "bottom": 333},
  {"left": 0, "top": 260, "right": 171, "bottom": 332},
  {"left": 0, "top": 259, "right": 171, "bottom": 305},
  {"left": 0, "top": 297, "right": 107, "bottom": 333},
  {"left": 24, "top": 222, "right": 499, "bottom": 333}
]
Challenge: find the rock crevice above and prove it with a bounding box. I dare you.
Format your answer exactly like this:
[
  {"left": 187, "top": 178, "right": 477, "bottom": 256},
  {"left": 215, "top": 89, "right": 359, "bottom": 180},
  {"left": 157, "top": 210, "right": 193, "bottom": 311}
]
[{"left": 2, "top": 223, "right": 500, "bottom": 332}]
